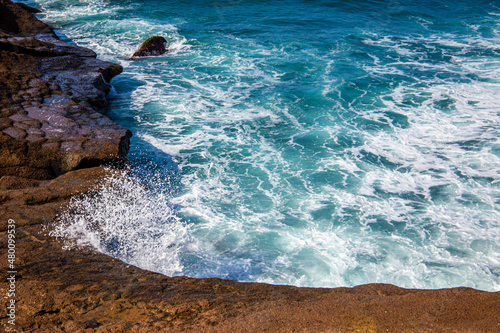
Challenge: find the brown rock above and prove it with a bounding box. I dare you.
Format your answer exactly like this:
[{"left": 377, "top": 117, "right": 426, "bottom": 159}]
[
  {"left": 0, "top": 166, "right": 121, "bottom": 232},
  {"left": 15, "top": 2, "right": 41, "bottom": 14},
  {"left": 0, "top": 0, "right": 55, "bottom": 38},
  {"left": 0, "top": 226, "right": 499, "bottom": 332},
  {"left": 129, "top": 36, "right": 168, "bottom": 59}
]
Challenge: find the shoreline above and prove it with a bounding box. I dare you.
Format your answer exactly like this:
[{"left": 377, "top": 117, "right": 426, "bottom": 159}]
[{"left": 0, "top": 1, "right": 499, "bottom": 331}]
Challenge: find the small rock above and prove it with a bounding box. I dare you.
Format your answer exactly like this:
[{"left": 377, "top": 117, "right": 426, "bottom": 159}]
[
  {"left": 16, "top": 2, "right": 42, "bottom": 14},
  {"left": 129, "top": 36, "right": 168, "bottom": 59}
]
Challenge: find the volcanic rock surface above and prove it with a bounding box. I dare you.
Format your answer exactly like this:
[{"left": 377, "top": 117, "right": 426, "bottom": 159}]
[{"left": 0, "top": 1, "right": 498, "bottom": 332}]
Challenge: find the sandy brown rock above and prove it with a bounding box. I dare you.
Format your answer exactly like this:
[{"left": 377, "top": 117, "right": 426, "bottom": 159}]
[{"left": 0, "top": 166, "right": 120, "bottom": 231}]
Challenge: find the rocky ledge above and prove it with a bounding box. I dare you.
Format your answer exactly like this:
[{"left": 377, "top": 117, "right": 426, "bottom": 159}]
[
  {"left": 0, "top": 0, "right": 130, "bottom": 182},
  {"left": 0, "top": 1, "right": 498, "bottom": 332}
]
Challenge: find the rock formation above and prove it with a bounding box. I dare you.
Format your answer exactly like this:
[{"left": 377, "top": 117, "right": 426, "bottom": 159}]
[
  {"left": 129, "top": 36, "right": 168, "bottom": 59},
  {"left": 0, "top": 1, "right": 498, "bottom": 332},
  {"left": 0, "top": 0, "right": 131, "bottom": 181}
]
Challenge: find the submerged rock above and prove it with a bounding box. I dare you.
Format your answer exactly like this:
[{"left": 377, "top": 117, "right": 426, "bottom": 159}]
[{"left": 129, "top": 36, "right": 168, "bottom": 59}]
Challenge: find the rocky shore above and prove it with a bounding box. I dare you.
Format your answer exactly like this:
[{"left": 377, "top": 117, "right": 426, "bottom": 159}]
[{"left": 0, "top": 1, "right": 498, "bottom": 332}]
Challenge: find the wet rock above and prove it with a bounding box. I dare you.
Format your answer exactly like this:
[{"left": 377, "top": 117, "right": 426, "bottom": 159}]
[
  {"left": 0, "top": 166, "right": 118, "bottom": 230},
  {"left": 0, "top": 0, "right": 56, "bottom": 39},
  {"left": 129, "top": 36, "right": 168, "bottom": 59},
  {"left": 15, "top": 2, "right": 42, "bottom": 14},
  {"left": 0, "top": 36, "right": 97, "bottom": 57}
]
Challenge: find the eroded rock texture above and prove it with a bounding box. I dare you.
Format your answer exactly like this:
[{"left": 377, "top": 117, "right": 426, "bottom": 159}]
[
  {"left": 0, "top": 0, "right": 131, "bottom": 180},
  {"left": 1, "top": 225, "right": 499, "bottom": 332}
]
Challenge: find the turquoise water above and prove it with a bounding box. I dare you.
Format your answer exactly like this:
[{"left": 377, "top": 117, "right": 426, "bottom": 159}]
[{"left": 35, "top": 0, "right": 500, "bottom": 290}]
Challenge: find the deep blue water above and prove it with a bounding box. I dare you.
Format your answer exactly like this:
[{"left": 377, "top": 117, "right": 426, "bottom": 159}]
[{"left": 34, "top": 0, "right": 500, "bottom": 291}]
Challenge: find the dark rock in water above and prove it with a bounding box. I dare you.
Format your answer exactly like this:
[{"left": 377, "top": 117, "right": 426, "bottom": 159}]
[{"left": 129, "top": 36, "right": 168, "bottom": 59}]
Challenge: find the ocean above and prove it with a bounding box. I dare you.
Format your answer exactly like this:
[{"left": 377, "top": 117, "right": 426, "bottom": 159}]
[{"left": 32, "top": 0, "right": 500, "bottom": 291}]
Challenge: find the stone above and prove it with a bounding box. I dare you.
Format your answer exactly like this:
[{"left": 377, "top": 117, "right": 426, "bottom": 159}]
[
  {"left": 0, "top": 1, "right": 131, "bottom": 180},
  {"left": 2, "top": 126, "right": 26, "bottom": 139},
  {"left": 129, "top": 36, "right": 168, "bottom": 59},
  {"left": 0, "top": 0, "right": 56, "bottom": 38},
  {"left": 0, "top": 1, "right": 498, "bottom": 332},
  {"left": 15, "top": 2, "right": 41, "bottom": 14},
  {"left": 0, "top": 166, "right": 118, "bottom": 229},
  {"left": 0, "top": 225, "right": 499, "bottom": 332}
]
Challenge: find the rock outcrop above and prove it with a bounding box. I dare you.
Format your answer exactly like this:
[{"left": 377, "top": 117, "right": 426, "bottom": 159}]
[
  {"left": 0, "top": 1, "right": 498, "bottom": 332},
  {"left": 0, "top": 166, "right": 118, "bottom": 231},
  {"left": 0, "top": 0, "right": 131, "bottom": 180},
  {"left": 129, "top": 36, "right": 168, "bottom": 59}
]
